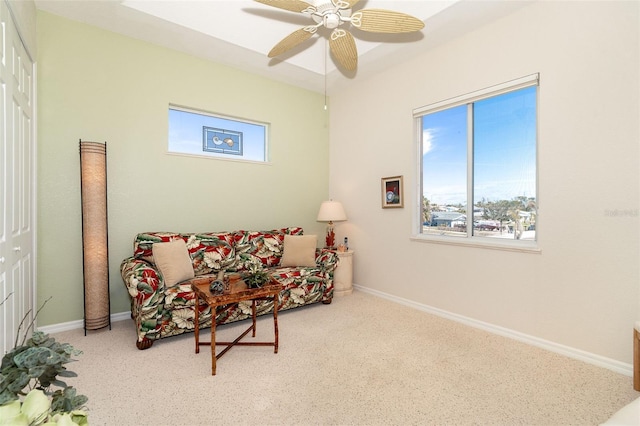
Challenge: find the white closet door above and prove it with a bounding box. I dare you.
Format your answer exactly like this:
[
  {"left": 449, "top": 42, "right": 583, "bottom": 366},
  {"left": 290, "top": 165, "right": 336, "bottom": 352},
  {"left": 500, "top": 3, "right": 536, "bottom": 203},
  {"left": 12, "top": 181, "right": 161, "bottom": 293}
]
[{"left": 0, "top": 1, "right": 36, "bottom": 356}]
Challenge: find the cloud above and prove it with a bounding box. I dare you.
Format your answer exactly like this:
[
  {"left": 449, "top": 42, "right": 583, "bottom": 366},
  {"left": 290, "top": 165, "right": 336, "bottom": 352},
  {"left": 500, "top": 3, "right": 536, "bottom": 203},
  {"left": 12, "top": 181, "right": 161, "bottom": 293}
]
[{"left": 423, "top": 128, "right": 434, "bottom": 155}]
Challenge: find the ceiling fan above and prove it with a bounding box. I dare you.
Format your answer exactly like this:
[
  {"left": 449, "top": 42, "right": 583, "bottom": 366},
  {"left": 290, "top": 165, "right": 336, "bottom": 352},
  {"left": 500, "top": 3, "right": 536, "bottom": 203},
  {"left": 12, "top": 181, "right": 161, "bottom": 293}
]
[{"left": 254, "top": 0, "right": 425, "bottom": 72}]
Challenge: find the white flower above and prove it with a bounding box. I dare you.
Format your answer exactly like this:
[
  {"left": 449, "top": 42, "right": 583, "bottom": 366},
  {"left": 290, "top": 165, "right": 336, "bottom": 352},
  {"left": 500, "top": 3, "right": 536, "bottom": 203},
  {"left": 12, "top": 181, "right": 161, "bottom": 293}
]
[
  {"left": 49, "top": 413, "right": 76, "bottom": 426},
  {"left": 238, "top": 301, "right": 253, "bottom": 315},
  {"left": 185, "top": 235, "right": 200, "bottom": 250},
  {"left": 49, "top": 411, "right": 89, "bottom": 426},
  {"left": 21, "top": 389, "right": 50, "bottom": 425},
  {"left": 140, "top": 309, "right": 156, "bottom": 322},
  {"left": 0, "top": 400, "right": 28, "bottom": 426},
  {"left": 0, "top": 389, "right": 51, "bottom": 426},
  {"left": 127, "top": 276, "right": 139, "bottom": 297},
  {"left": 263, "top": 237, "right": 281, "bottom": 254},
  {"left": 289, "top": 288, "right": 306, "bottom": 305},
  {"left": 248, "top": 263, "right": 262, "bottom": 274},
  {"left": 165, "top": 291, "right": 177, "bottom": 305},
  {"left": 203, "top": 251, "right": 222, "bottom": 268},
  {"left": 173, "top": 308, "right": 194, "bottom": 329}
]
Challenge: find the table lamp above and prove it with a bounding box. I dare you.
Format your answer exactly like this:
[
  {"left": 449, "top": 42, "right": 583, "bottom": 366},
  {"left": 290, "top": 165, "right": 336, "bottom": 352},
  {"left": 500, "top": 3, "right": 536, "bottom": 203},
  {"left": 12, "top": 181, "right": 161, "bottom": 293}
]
[{"left": 316, "top": 200, "right": 347, "bottom": 249}]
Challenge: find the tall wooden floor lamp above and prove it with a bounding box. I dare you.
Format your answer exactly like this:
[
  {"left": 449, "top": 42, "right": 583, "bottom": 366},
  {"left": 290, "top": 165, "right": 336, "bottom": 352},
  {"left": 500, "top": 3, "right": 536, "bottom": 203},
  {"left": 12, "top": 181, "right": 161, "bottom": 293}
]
[{"left": 79, "top": 140, "right": 111, "bottom": 334}]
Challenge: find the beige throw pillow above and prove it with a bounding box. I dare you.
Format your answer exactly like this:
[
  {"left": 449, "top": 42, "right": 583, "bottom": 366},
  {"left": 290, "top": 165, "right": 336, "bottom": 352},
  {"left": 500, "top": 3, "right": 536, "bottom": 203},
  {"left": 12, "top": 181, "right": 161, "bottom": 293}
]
[
  {"left": 280, "top": 235, "right": 317, "bottom": 267},
  {"left": 152, "top": 239, "right": 194, "bottom": 287}
]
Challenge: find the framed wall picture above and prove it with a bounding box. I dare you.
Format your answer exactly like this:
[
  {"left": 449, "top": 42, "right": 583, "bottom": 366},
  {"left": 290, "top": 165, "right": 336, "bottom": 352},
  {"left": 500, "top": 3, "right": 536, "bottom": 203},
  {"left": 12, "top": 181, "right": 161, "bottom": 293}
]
[{"left": 381, "top": 175, "right": 404, "bottom": 208}]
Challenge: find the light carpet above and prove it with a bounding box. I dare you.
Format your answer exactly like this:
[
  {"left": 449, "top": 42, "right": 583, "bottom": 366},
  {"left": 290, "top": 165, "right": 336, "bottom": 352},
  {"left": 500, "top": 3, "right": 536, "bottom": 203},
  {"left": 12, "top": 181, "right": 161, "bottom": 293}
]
[{"left": 51, "top": 290, "right": 639, "bottom": 425}]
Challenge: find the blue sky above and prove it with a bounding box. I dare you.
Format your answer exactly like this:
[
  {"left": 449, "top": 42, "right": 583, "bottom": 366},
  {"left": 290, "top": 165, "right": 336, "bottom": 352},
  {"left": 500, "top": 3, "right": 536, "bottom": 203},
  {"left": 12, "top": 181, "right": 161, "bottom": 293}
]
[{"left": 422, "top": 86, "right": 537, "bottom": 206}]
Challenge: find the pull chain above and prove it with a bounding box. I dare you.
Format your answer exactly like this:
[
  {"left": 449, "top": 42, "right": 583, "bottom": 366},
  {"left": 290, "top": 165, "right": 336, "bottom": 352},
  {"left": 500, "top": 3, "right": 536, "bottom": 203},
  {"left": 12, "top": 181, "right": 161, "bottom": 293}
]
[{"left": 324, "top": 38, "right": 328, "bottom": 111}]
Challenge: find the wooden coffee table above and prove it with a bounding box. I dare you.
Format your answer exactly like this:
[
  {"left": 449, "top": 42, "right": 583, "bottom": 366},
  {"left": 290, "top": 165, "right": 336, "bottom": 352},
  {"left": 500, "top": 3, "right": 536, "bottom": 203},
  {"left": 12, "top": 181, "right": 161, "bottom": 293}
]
[{"left": 192, "top": 274, "right": 280, "bottom": 375}]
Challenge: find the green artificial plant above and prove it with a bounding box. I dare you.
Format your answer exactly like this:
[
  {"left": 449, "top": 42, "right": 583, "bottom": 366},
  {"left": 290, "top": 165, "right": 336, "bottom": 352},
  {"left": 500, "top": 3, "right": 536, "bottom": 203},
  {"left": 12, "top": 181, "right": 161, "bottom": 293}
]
[
  {"left": 243, "top": 261, "right": 271, "bottom": 289},
  {"left": 0, "top": 294, "right": 88, "bottom": 425}
]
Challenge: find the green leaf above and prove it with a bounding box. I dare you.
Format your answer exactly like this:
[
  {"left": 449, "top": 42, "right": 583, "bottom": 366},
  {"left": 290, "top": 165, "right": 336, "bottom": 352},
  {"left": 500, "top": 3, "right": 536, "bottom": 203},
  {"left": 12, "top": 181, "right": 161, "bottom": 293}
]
[
  {"left": 137, "top": 282, "right": 154, "bottom": 294},
  {"left": 1, "top": 347, "right": 25, "bottom": 371},
  {"left": 5, "top": 372, "right": 31, "bottom": 393},
  {"left": 29, "top": 332, "right": 49, "bottom": 346},
  {"left": 27, "top": 366, "right": 47, "bottom": 378},
  {"left": 71, "top": 395, "right": 88, "bottom": 407},
  {"left": 0, "top": 388, "right": 19, "bottom": 405},
  {"left": 13, "top": 347, "right": 58, "bottom": 368},
  {"left": 50, "top": 386, "right": 88, "bottom": 413},
  {"left": 51, "top": 379, "right": 69, "bottom": 389}
]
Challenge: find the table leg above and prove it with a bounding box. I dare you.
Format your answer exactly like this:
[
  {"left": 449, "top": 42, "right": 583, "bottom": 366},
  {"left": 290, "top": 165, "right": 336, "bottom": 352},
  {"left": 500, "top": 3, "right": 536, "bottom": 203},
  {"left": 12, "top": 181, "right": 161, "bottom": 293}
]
[
  {"left": 273, "top": 294, "right": 279, "bottom": 354},
  {"left": 251, "top": 300, "right": 257, "bottom": 337},
  {"left": 211, "top": 318, "right": 217, "bottom": 376},
  {"left": 194, "top": 295, "right": 200, "bottom": 354}
]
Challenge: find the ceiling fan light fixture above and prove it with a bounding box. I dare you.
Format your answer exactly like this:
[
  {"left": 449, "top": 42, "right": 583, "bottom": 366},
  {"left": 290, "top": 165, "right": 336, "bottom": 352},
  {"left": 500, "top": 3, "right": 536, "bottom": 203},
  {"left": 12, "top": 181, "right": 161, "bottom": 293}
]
[
  {"left": 254, "top": 0, "right": 424, "bottom": 72},
  {"left": 311, "top": 1, "right": 352, "bottom": 26},
  {"left": 324, "top": 13, "right": 341, "bottom": 29}
]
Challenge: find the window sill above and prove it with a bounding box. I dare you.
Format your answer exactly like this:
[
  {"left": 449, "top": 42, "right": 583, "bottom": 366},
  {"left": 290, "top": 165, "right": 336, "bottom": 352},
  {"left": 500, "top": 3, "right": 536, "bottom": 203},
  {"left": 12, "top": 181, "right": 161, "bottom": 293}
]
[
  {"left": 410, "top": 234, "right": 541, "bottom": 254},
  {"left": 166, "top": 151, "right": 271, "bottom": 165}
]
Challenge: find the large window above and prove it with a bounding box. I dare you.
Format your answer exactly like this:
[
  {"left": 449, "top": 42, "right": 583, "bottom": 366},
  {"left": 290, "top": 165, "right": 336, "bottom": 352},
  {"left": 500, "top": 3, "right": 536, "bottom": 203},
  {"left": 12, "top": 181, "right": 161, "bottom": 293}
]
[
  {"left": 168, "top": 105, "right": 268, "bottom": 163},
  {"left": 414, "top": 74, "right": 538, "bottom": 248}
]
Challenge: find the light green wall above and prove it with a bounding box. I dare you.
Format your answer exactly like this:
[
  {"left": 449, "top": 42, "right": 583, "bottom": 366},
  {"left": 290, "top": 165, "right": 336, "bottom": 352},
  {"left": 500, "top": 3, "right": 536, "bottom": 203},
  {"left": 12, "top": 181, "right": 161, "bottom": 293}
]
[{"left": 36, "top": 11, "right": 330, "bottom": 326}]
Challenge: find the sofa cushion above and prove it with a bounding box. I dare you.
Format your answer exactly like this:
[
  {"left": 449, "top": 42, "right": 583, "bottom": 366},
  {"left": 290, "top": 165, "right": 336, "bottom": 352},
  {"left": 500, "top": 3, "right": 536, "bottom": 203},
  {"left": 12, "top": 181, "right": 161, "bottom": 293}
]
[
  {"left": 133, "top": 232, "right": 236, "bottom": 276},
  {"left": 152, "top": 239, "right": 195, "bottom": 287},
  {"left": 233, "top": 227, "right": 304, "bottom": 270},
  {"left": 281, "top": 235, "right": 317, "bottom": 267},
  {"left": 186, "top": 233, "right": 236, "bottom": 275},
  {"left": 134, "top": 232, "right": 183, "bottom": 263}
]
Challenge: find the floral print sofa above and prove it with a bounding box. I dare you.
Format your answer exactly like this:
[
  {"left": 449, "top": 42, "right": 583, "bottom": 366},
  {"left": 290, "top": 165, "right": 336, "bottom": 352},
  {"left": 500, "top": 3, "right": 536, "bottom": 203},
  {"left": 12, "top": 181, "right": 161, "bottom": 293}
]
[{"left": 120, "top": 227, "right": 339, "bottom": 349}]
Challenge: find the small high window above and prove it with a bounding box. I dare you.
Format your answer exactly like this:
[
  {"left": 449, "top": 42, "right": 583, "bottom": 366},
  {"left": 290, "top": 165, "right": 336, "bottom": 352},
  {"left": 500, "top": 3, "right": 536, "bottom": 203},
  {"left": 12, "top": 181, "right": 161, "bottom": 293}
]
[{"left": 168, "top": 106, "right": 268, "bottom": 163}]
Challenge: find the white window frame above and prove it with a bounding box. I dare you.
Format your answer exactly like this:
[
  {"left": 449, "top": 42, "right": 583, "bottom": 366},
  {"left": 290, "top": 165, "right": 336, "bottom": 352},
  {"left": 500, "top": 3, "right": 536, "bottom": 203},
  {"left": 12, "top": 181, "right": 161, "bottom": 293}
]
[
  {"left": 411, "top": 74, "right": 540, "bottom": 253},
  {"left": 168, "top": 104, "right": 270, "bottom": 164}
]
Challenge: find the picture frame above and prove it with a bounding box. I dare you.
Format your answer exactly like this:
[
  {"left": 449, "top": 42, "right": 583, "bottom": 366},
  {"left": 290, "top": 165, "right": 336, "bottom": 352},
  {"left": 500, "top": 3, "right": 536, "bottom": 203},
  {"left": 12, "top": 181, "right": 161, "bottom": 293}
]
[{"left": 381, "top": 175, "right": 404, "bottom": 208}]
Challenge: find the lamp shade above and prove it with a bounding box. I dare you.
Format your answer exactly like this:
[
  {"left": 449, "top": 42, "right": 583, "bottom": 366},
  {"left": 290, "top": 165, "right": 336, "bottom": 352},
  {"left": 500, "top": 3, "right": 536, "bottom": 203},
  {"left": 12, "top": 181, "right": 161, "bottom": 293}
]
[
  {"left": 80, "top": 140, "right": 111, "bottom": 333},
  {"left": 317, "top": 200, "right": 347, "bottom": 222}
]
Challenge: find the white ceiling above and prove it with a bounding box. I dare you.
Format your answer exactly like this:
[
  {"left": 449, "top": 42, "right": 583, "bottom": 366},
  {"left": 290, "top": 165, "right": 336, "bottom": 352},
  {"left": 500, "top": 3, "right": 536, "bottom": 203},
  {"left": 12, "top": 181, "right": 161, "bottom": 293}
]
[{"left": 34, "top": 0, "right": 533, "bottom": 94}]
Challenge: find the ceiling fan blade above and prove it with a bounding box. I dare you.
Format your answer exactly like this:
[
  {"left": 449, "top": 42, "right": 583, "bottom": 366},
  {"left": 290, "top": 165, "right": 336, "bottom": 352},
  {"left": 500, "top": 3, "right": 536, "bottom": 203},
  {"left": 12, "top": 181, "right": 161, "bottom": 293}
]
[
  {"left": 352, "top": 9, "right": 425, "bottom": 33},
  {"left": 268, "top": 27, "right": 315, "bottom": 58},
  {"left": 253, "top": 0, "right": 313, "bottom": 13},
  {"left": 329, "top": 29, "right": 358, "bottom": 71}
]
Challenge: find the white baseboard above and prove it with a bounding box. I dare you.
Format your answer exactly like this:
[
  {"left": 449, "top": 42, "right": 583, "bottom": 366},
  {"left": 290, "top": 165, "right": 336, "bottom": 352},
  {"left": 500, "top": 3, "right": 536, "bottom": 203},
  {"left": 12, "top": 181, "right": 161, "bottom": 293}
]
[
  {"left": 353, "top": 284, "right": 634, "bottom": 377},
  {"left": 37, "top": 311, "right": 130, "bottom": 335},
  {"left": 38, "top": 286, "right": 634, "bottom": 378}
]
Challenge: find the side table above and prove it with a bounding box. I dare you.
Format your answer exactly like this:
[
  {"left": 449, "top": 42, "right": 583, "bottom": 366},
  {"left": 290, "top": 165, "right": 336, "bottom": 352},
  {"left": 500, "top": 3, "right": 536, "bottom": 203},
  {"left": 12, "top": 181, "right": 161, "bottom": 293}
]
[
  {"left": 192, "top": 275, "right": 280, "bottom": 376},
  {"left": 334, "top": 250, "right": 354, "bottom": 296}
]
